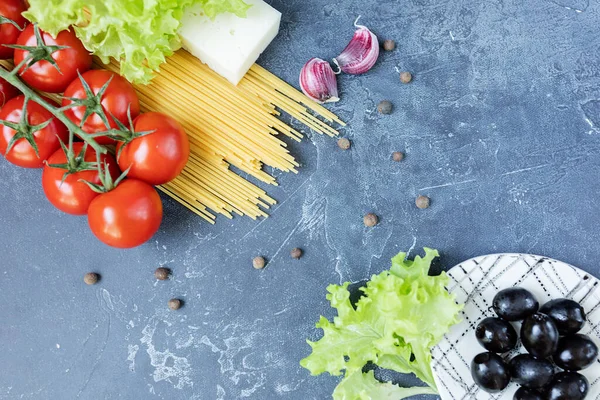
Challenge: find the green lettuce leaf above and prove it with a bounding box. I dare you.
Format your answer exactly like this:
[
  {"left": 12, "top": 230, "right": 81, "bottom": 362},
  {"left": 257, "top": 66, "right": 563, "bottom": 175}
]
[
  {"left": 301, "top": 248, "right": 463, "bottom": 399},
  {"left": 333, "top": 371, "right": 437, "bottom": 400},
  {"left": 23, "top": 0, "right": 250, "bottom": 84}
]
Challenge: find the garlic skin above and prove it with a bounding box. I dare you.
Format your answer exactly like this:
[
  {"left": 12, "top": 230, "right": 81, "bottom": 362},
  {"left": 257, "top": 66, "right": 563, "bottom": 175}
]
[
  {"left": 333, "top": 18, "right": 380, "bottom": 75},
  {"left": 299, "top": 58, "right": 340, "bottom": 104}
]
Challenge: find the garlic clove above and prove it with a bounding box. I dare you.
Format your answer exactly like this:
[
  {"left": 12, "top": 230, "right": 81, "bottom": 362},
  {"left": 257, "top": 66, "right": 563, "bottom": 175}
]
[
  {"left": 333, "top": 17, "right": 380, "bottom": 75},
  {"left": 299, "top": 58, "right": 340, "bottom": 104}
]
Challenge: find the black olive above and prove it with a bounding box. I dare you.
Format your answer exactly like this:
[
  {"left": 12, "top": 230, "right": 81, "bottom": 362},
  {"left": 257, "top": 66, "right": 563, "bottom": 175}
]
[
  {"left": 546, "top": 371, "right": 589, "bottom": 400},
  {"left": 493, "top": 287, "right": 539, "bottom": 321},
  {"left": 540, "top": 298, "right": 586, "bottom": 335},
  {"left": 521, "top": 313, "right": 559, "bottom": 358},
  {"left": 513, "top": 387, "right": 544, "bottom": 400},
  {"left": 508, "top": 354, "right": 554, "bottom": 388},
  {"left": 475, "top": 317, "right": 518, "bottom": 353},
  {"left": 470, "top": 352, "right": 511, "bottom": 393},
  {"left": 554, "top": 334, "right": 599, "bottom": 371}
]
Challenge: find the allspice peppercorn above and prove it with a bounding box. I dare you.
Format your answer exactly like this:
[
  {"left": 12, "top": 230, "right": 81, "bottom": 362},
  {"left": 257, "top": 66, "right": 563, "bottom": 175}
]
[
  {"left": 377, "top": 100, "right": 393, "bottom": 115},
  {"left": 383, "top": 39, "right": 396, "bottom": 51},
  {"left": 84, "top": 272, "right": 99, "bottom": 285},
  {"left": 416, "top": 195, "right": 430, "bottom": 209},
  {"left": 154, "top": 267, "right": 170, "bottom": 280},
  {"left": 392, "top": 151, "right": 404, "bottom": 162},
  {"left": 253, "top": 256, "right": 266, "bottom": 270},
  {"left": 337, "top": 137, "right": 351, "bottom": 150},
  {"left": 290, "top": 248, "right": 303, "bottom": 259},
  {"left": 363, "top": 213, "right": 379, "bottom": 227},
  {"left": 168, "top": 298, "right": 182, "bottom": 310},
  {"left": 400, "top": 71, "right": 413, "bottom": 84}
]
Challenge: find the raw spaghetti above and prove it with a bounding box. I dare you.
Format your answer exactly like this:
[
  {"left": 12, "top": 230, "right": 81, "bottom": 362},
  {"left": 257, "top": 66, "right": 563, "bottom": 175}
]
[{"left": 100, "top": 50, "right": 345, "bottom": 223}]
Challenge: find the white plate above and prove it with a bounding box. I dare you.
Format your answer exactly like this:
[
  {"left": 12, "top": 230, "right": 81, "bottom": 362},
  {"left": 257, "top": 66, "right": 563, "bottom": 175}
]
[{"left": 431, "top": 254, "right": 600, "bottom": 400}]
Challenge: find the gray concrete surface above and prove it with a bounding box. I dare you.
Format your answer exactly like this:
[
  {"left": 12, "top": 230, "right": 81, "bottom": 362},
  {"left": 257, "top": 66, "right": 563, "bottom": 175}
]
[{"left": 2, "top": 0, "right": 600, "bottom": 398}]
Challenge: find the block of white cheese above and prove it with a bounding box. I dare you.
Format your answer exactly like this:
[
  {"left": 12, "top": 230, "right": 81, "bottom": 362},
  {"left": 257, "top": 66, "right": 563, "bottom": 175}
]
[{"left": 178, "top": 0, "right": 281, "bottom": 85}]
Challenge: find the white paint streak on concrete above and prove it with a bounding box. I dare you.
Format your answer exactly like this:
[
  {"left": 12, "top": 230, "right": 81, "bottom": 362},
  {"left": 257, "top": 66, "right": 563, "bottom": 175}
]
[
  {"left": 275, "top": 381, "right": 303, "bottom": 395},
  {"left": 273, "top": 308, "right": 289, "bottom": 316},
  {"left": 406, "top": 236, "right": 418, "bottom": 258},
  {"left": 140, "top": 319, "right": 193, "bottom": 390},
  {"left": 176, "top": 334, "right": 194, "bottom": 349},
  {"left": 240, "top": 375, "right": 266, "bottom": 397},
  {"left": 216, "top": 385, "right": 226, "bottom": 400},
  {"left": 197, "top": 327, "right": 268, "bottom": 396},
  {"left": 501, "top": 164, "right": 550, "bottom": 176},
  {"left": 419, "top": 179, "right": 477, "bottom": 191},
  {"left": 101, "top": 289, "right": 114, "bottom": 311},
  {"left": 127, "top": 344, "right": 139, "bottom": 372}
]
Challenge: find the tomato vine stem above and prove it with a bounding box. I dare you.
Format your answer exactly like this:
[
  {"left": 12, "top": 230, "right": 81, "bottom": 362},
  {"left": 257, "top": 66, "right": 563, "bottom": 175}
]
[{"left": 0, "top": 65, "right": 107, "bottom": 154}]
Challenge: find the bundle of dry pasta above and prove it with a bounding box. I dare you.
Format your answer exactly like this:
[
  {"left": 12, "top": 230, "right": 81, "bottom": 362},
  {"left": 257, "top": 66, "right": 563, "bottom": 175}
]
[{"left": 100, "top": 50, "right": 344, "bottom": 223}]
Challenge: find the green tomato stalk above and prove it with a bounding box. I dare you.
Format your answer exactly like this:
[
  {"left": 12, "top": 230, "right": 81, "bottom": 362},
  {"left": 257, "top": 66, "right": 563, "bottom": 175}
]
[
  {"left": 0, "top": 22, "right": 142, "bottom": 189},
  {"left": 0, "top": 58, "right": 106, "bottom": 155}
]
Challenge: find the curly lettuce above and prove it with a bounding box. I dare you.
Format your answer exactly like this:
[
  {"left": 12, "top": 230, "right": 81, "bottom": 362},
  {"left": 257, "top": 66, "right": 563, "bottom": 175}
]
[
  {"left": 23, "top": 0, "right": 250, "bottom": 84},
  {"left": 301, "top": 248, "right": 463, "bottom": 399},
  {"left": 333, "top": 371, "right": 437, "bottom": 400}
]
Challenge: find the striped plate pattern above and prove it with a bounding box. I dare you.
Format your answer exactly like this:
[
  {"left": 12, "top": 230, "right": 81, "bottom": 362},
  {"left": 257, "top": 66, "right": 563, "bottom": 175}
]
[{"left": 431, "top": 254, "right": 600, "bottom": 400}]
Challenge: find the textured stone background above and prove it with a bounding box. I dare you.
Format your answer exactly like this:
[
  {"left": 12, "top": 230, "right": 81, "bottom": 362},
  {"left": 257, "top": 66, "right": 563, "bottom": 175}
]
[{"left": 2, "top": 0, "right": 600, "bottom": 399}]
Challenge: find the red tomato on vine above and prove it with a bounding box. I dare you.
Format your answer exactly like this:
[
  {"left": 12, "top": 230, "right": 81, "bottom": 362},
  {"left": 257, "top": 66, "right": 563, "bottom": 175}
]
[
  {"left": 13, "top": 25, "right": 92, "bottom": 93},
  {"left": 0, "top": 75, "right": 19, "bottom": 107},
  {"left": 0, "top": 0, "right": 27, "bottom": 60},
  {"left": 117, "top": 112, "right": 190, "bottom": 186},
  {"left": 88, "top": 179, "right": 163, "bottom": 249},
  {"left": 0, "top": 95, "right": 68, "bottom": 168},
  {"left": 62, "top": 70, "right": 140, "bottom": 145},
  {"left": 42, "top": 142, "right": 120, "bottom": 215}
]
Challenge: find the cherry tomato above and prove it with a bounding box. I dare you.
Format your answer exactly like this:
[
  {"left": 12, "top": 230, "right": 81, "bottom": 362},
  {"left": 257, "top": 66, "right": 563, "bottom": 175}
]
[
  {"left": 62, "top": 70, "right": 140, "bottom": 145},
  {"left": 88, "top": 179, "right": 162, "bottom": 248},
  {"left": 0, "top": 75, "right": 19, "bottom": 107},
  {"left": 0, "top": 0, "right": 27, "bottom": 59},
  {"left": 42, "top": 143, "right": 120, "bottom": 215},
  {"left": 0, "top": 95, "right": 68, "bottom": 168},
  {"left": 13, "top": 25, "right": 92, "bottom": 93},
  {"left": 116, "top": 113, "right": 189, "bottom": 185}
]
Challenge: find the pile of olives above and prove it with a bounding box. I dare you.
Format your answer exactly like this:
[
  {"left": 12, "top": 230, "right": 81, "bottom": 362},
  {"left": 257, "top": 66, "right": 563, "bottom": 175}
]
[{"left": 470, "top": 287, "right": 598, "bottom": 400}]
